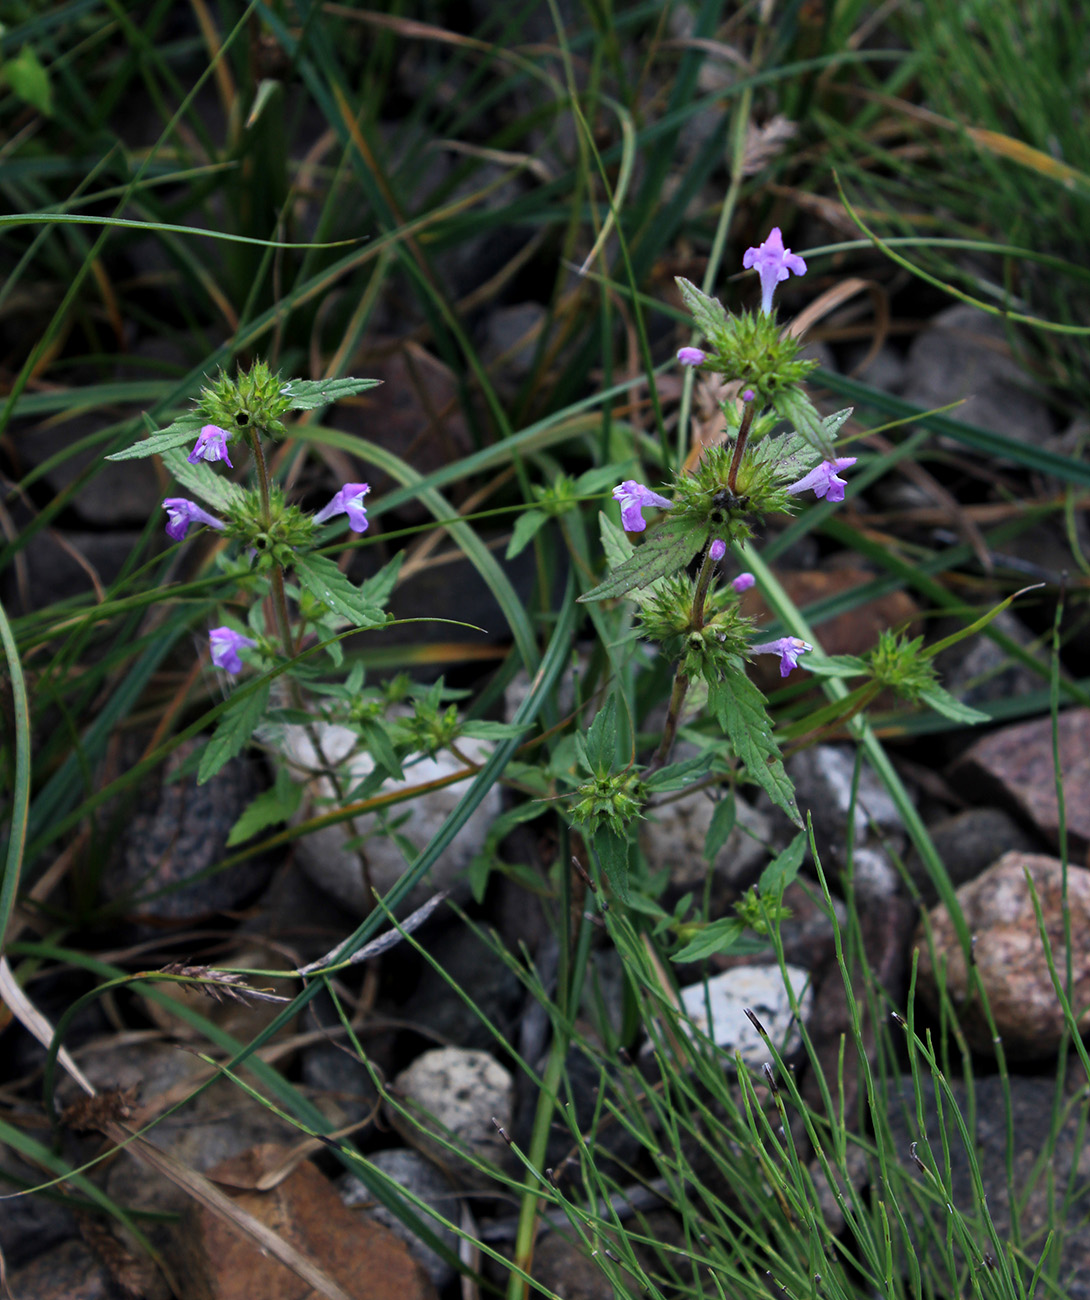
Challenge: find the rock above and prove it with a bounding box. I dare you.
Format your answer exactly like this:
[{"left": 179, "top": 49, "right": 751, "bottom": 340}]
[
  {"left": 884, "top": 1073, "right": 1090, "bottom": 1297},
  {"left": 906, "top": 806, "right": 1037, "bottom": 903},
  {"left": 104, "top": 739, "right": 269, "bottom": 924},
  {"left": 278, "top": 720, "right": 503, "bottom": 916},
  {"left": 14, "top": 413, "right": 161, "bottom": 527},
  {"left": 903, "top": 304, "right": 1055, "bottom": 449},
  {"left": 301, "top": 1039, "right": 385, "bottom": 1131},
  {"left": 676, "top": 965, "right": 813, "bottom": 1068},
  {"left": 952, "top": 709, "right": 1090, "bottom": 860},
  {"left": 642, "top": 790, "right": 771, "bottom": 898},
  {"left": 390, "top": 1047, "right": 514, "bottom": 1185},
  {"left": 530, "top": 1231, "right": 615, "bottom": 1300},
  {"left": 0, "top": 1147, "right": 80, "bottom": 1268},
  {"left": 401, "top": 923, "right": 524, "bottom": 1052},
  {"left": 915, "top": 852, "right": 1090, "bottom": 1057},
  {"left": 5, "top": 1238, "right": 126, "bottom": 1300},
  {"left": 845, "top": 343, "right": 906, "bottom": 394},
  {"left": 479, "top": 302, "right": 548, "bottom": 391},
  {"left": 935, "top": 609, "right": 1048, "bottom": 709},
  {"left": 169, "top": 1144, "right": 436, "bottom": 1300},
  {"left": 786, "top": 743, "right": 906, "bottom": 864},
  {"left": 339, "top": 1148, "right": 459, "bottom": 1288}
]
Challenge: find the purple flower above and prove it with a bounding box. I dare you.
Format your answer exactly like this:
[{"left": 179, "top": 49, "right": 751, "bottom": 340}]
[
  {"left": 313, "top": 482, "right": 371, "bottom": 533},
  {"left": 786, "top": 457, "right": 856, "bottom": 504},
  {"left": 742, "top": 227, "right": 807, "bottom": 314},
  {"left": 677, "top": 347, "right": 707, "bottom": 367},
  {"left": 732, "top": 572, "right": 756, "bottom": 593},
  {"left": 751, "top": 635, "right": 813, "bottom": 678},
  {"left": 187, "top": 424, "right": 233, "bottom": 467},
  {"left": 612, "top": 480, "right": 672, "bottom": 533},
  {"left": 708, "top": 539, "right": 727, "bottom": 562},
  {"left": 163, "top": 498, "right": 226, "bottom": 543},
  {"left": 741, "top": 388, "right": 756, "bottom": 403},
  {"left": 208, "top": 627, "right": 256, "bottom": 675}
]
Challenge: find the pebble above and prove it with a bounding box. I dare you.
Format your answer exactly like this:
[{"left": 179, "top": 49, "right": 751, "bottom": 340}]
[
  {"left": 340, "top": 1148, "right": 460, "bottom": 1288},
  {"left": 5, "top": 1238, "right": 126, "bottom": 1300},
  {"left": 277, "top": 720, "right": 502, "bottom": 916},
  {"left": 390, "top": 1047, "right": 514, "bottom": 1185},
  {"left": 902, "top": 303, "right": 1055, "bottom": 449},
  {"left": 952, "top": 708, "right": 1090, "bottom": 861},
  {"left": 643, "top": 790, "right": 770, "bottom": 895},
  {"left": 915, "top": 851, "right": 1090, "bottom": 1057},
  {"left": 905, "top": 806, "right": 1037, "bottom": 904},
  {"left": 676, "top": 964, "right": 813, "bottom": 1068}
]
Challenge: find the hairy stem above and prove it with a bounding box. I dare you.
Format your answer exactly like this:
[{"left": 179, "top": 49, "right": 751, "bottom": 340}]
[{"left": 726, "top": 400, "right": 756, "bottom": 494}]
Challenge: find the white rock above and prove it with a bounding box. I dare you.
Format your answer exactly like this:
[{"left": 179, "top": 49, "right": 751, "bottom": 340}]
[
  {"left": 275, "top": 719, "right": 502, "bottom": 916},
  {"left": 678, "top": 965, "right": 813, "bottom": 1068},
  {"left": 643, "top": 791, "right": 771, "bottom": 890},
  {"left": 391, "top": 1047, "right": 513, "bottom": 1185}
]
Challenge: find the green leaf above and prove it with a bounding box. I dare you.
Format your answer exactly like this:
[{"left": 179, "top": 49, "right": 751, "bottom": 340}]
[
  {"left": 579, "top": 517, "right": 706, "bottom": 603},
  {"left": 673, "top": 916, "right": 747, "bottom": 963},
  {"left": 803, "top": 654, "right": 868, "bottom": 678},
  {"left": 294, "top": 554, "right": 387, "bottom": 628},
  {"left": 594, "top": 826, "right": 630, "bottom": 903},
  {"left": 584, "top": 695, "right": 617, "bottom": 773},
  {"left": 917, "top": 685, "right": 991, "bottom": 725},
  {"left": 198, "top": 681, "right": 270, "bottom": 785},
  {"left": 162, "top": 443, "right": 247, "bottom": 512},
  {"left": 597, "top": 512, "right": 671, "bottom": 608},
  {"left": 506, "top": 509, "right": 548, "bottom": 560},
  {"left": 709, "top": 666, "right": 800, "bottom": 825},
  {"left": 757, "top": 832, "right": 807, "bottom": 897},
  {"left": 358, "top": 718, "right": 404, "bottom": 780},
  {"left": 226, "top": 768, "right": 303, "bottom": 845},
  {"left": 357, "top": 552, "right": 403, "bottom": 608},
  {"left": 279, "top": 377, "right": 382, "bottom": 411},
  {"left": 460, "top": 720, "right": 531, "bottom": 741},
  {"left": 3, "top": 46, "right": 52, "bottom": 116},
  {"left": 675, "top": 277, "right": 730, "bottom": 344},
  {"left": 703, "top": 793, "right": 737, "bottom": 863},
  {"left": 643, "top": 750, "right": 715, "bottom": 793},
  {"left": 105, "top": 414, "right": 203, "bottom": 462},
  {"left": 772, "top": 389, "right": 835, "bottom": 460}
]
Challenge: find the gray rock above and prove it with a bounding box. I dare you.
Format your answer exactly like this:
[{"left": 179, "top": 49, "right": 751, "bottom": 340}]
[
  {"left": 277, "top": 720, "right": 502, "bottom": 917},
  {"left": 845, "top": 343, "right": 907, "bottom": 395},
  {"left": 301, "top": 1039, "right": 384, "bottom": 1130},
  {"left": 845, "top": 844, "right": 901, "bottom": 903},
  {"left": 676, "top": 964, "right": 813, "bottom": 1068},
  {"left": 479, "top": 302, "right": 548, "bottom": 389},
  {"left": 884, "top": 1073, "right": 1090, "bottom": 1297},
  {"left": 5, "top": 1238, "right": 127, "bottom": 1300},
  {"left": 390, "top": 1047, "right": 514, "bottom": 1186},
  {"left": 787, "top": 744, "right": 906, "bottom": 862},
  {"left": 104, "top": 739, "right": 269, "bottom": 923},
  {"left": 643, "top": 791, "right": 771, "bottom": 896},
  {"left": 0, "top": 1147, "right": 80, "bottom": 1268},
  {"left": 903, "top": 304, "right": 1055, "bottom": 449},
  {"left": 340, "top": 1148, "right": 460, "bottom": 1288},
  {"left": 906, "top": 806, "right": 1037, "bottom": 903},
  {"left": 935, "top": 608, "right": 1048, "bottom": 708}
]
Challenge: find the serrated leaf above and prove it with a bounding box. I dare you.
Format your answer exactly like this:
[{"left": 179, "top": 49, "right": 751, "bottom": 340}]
[
  {"left": 594, "top": 826, "right": 630, "bottom": 902},
  {"left": 506, "top": 509, "right": 548, "bottom": 560},
  {"left": 198, "top": 681, "right": 270, "bottom": 784},
  {"left": 579, "top": 517, "right": 706, "bottom": 603},
  {"left": 675, "top": 277, "right": 730, "bottom": 344},
  {"left": 598, "top": 512, "right": 671, "bottom": 608},
  {"left": 584, "top": 695, "right": 617, "bottom": 773},
  {"left": 279, "top": 377, "right": 382, "bottom": 411},
  {"left": 105, "top": 415, "right": 203, "bottom": 462},
  {"left": 703, "top": 793, "right": 737, "bottom": 863},
  {"left": 673, "top": 916, "right": 747, "bottom": 963},
  {"left": 709, "top": 666, "right": 800, "bottom": 825},
  {"left": 294, "top": 553, "right": 386, "bottom": 628},
  {"left": 757, "top": 831, "right": 807, "bottom": 897},
  {"left": 161, "top": 445, "right": 246, "bottom": 512},
  {"left": 226, "top": 768, "right": 302, "bottom": 845},
  {"left": 918, "top": 685, "right": 991, "bottom": 725},
  {"left": 643, "top": 750, "right": 715, "bottom": 793},
  {"left": 772, "top": 389, "right": 835, "bottom": 461},
  {"left": 357, "top": 552, "right": 403, "bottom": 608}
]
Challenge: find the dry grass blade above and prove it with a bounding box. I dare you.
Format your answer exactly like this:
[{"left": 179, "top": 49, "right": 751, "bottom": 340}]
[
  {"left": 0, "top": 957, "right": 355, "bottom": 1300},
  {"left": 298, "top": 890, "right": 449, "bottom": 975}
]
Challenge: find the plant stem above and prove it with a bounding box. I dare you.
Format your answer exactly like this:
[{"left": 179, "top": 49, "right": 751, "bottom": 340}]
[
  {"left": 727, "top": 401, "right": 755, "bottom": 494},
  {"left": 652, "top": 669, "right": 689, "bottom": 770},
  {"left": 247, "top": 428, "right": 296, "bottom": 660}
]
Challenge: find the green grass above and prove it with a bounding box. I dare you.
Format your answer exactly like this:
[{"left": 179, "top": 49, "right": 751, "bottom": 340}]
[{"left": 2, "top": 2, "right": 1090, "bottom": 1297}]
